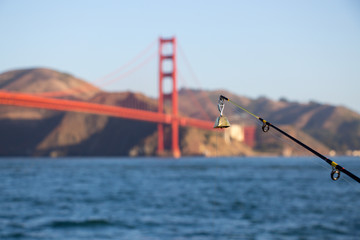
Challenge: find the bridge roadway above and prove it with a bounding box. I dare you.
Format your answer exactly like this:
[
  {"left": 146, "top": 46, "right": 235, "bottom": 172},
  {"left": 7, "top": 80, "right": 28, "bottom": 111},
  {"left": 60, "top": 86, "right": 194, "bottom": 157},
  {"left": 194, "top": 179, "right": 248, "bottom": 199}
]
[{"left": 0, "top": 91, "right": 214, "bottom": 130}]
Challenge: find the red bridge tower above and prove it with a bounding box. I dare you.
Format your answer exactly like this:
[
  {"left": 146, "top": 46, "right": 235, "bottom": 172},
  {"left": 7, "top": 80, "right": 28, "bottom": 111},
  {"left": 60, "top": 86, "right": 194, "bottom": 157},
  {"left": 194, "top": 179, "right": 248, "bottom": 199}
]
[{"left": 158, "top": 37, "right": 180, "bottom": 158}]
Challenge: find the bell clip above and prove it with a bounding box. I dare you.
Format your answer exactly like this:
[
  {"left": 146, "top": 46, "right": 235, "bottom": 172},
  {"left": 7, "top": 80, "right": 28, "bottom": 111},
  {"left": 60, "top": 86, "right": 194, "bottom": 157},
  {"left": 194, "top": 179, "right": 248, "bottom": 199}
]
[{"left": 214, "top": 96, "right": 231, "bottom": 128}]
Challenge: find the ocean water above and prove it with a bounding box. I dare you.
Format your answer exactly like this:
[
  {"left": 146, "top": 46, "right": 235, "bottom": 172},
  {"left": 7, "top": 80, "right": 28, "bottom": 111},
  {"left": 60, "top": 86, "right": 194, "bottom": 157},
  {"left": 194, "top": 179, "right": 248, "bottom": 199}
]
[{"left": 0, "top": 157, "right": 360, "bottom": 240}]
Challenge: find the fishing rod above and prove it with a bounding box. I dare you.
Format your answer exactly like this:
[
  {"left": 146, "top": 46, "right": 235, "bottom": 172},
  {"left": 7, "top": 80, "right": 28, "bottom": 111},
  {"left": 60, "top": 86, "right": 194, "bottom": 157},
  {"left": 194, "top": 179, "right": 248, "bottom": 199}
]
[{"left": 214, "top": 95, "right": 360, "bottom": 183}]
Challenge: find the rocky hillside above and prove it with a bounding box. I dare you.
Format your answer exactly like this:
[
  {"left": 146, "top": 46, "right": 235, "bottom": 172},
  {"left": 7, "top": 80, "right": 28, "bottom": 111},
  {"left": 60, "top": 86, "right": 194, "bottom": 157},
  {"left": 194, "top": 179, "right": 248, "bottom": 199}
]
[
  {"left": 0, "top": 68, "right": 100, "bottom": 99},
  {"left": 133, "top": 88, "right": 360, "bottom": 157},
  {"left": 0, "top": 68, "right": 159, "bottom": 156},
  {"left": 0, "top": 68, "right": 101, "bottom": 120},
  {"left": 179, "top": 89, "right": 360, "bottom": 155},
  {"left": 0, "top": 68, "right": 359, "bottom": 157}
]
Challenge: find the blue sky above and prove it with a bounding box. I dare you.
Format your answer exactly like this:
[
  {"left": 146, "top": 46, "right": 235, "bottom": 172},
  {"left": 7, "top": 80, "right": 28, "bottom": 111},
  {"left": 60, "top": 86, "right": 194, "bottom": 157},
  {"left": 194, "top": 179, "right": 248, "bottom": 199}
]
[{"left": 1, "top": 0, "right": 360, "bottom": 112}]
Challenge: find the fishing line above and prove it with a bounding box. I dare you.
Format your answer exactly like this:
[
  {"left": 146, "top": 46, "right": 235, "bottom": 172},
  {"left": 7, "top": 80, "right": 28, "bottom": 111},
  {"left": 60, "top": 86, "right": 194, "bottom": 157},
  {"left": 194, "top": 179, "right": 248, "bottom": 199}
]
[
  {"left": 266, "top": 123, "right": 333, "bottom": 174},
  {"left": 230, "top": 111, "right": 359, "bottom": 188},
  {"left": 213, "top": 128, "right": 220, "bottom": 238},
  {"left": 230, "top": 100, "right": 327, "bottom": 165},
  {"left": 230, "top": 104, "right": 329, "bottom": 174},
  {"left": 231, "top": 104, "right": 333, "bottom": 173},
  {"left": 341, "top": 171, "right": 359, "bottom": 188},
  {"left": 215, "top": 128, "right": 218, "bottom": 158},
  {"left": 217, "top": 95, "right": 360, "bottom": 184}
]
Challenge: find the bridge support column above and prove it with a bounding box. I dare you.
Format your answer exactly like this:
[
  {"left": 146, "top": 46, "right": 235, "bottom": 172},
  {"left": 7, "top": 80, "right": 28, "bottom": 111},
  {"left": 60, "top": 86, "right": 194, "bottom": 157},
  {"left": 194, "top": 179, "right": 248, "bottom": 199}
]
[{"left": 158, "top": 37, "right": 180, "bottom": 158}]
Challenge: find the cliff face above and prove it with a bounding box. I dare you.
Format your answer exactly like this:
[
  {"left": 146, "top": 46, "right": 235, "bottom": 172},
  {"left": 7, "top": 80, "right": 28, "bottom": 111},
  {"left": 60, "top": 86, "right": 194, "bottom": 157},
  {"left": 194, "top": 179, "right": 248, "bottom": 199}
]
[{"left": 0, "top": 68, "right": 359, "bottom": 157}]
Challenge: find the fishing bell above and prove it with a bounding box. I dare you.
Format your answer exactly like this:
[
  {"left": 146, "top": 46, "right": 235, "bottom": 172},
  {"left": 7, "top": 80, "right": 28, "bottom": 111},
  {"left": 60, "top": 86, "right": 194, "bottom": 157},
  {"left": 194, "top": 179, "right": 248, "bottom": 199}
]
[
  {"left": 214, "top": 96, "right": 230, "bottom": 128},
  {"left": 214, "top": 115, "right": 231, "bottom": 128}
]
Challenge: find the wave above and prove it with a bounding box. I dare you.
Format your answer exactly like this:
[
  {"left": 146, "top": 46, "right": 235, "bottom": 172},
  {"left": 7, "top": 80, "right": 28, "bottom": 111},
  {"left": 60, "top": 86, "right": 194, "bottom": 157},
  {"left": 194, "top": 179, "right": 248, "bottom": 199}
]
[
  {"left": 0, "top": 232, "right": 26, "bottom": 239},
  {"left": 49, "top": 218, "right": 113, "bottom": 228}
]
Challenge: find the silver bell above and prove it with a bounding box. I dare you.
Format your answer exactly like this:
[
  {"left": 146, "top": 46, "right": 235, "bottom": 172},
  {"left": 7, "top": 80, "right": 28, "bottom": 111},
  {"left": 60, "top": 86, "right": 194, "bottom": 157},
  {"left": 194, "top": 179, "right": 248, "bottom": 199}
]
[{"left": 214, "top": 96, "right": 231, "bottom": 128}]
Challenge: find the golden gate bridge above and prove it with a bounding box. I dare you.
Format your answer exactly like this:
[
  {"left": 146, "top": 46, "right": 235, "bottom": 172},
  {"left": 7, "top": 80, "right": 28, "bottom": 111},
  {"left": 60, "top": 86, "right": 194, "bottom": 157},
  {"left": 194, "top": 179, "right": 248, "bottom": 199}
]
[{"left": 0, "top": 37, "right": 255, "bottom": 158}]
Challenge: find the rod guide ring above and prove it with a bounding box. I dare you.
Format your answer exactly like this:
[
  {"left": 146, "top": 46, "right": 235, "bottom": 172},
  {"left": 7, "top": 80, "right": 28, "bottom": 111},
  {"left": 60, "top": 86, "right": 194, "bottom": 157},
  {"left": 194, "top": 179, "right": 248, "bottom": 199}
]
[
  {"left": 262, "top": 122, "right": 270, "bottom": 132},
  {"left": 331, "top": 168, "right": 340, "bottom": 181}
]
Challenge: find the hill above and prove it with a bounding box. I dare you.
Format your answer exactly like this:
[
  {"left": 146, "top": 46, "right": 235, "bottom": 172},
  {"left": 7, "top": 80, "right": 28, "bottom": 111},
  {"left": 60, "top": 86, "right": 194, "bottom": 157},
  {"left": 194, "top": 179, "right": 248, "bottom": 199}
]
[
  {"left": 0, "top": 68, "right": 101, "bottom": 120},
  {"left": 0, "top": 68, "right": 359, "bottom": 157},
  {"left": 178, "top": 88, "right": 360, "bottom": 155},
  {"left": 0, "top": 68, "right": 100, "bottom": 98}
]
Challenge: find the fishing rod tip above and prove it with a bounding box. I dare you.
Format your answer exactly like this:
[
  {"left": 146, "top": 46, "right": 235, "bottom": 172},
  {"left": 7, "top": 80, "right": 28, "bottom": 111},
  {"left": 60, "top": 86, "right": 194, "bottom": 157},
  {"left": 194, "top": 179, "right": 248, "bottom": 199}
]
[{"left": 219, "top": 95, "right": 228, "bottom": 101}]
